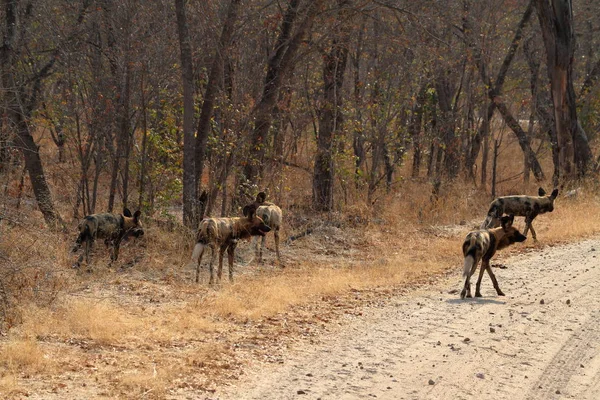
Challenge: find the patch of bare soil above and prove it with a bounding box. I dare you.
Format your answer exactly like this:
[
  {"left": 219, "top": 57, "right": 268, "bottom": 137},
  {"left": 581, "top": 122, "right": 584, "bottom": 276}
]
[{"left": 218, "top": 238, "right": 600, "bottom": 400}]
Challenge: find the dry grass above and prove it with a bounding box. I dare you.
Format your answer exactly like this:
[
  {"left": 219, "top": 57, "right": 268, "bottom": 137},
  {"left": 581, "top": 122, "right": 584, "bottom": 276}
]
[{"left": 2, "top": 139, "right": 600, "bottom": 397}]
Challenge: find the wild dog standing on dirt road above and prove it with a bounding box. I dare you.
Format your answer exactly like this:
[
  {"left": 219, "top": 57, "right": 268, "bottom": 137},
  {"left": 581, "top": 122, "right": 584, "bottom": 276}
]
[
  {"left": 481, "top": 187, "right": 559, "bottom": 241},
  {"left": 461, "top": 215, "right": 527, "bottom": 299},
  {"left": 244, "top": 192, "right": 282, "bottom": 264},
  {"left": 191, "top": 204, "right": 271, "bottom": 285},
  {"left": 72, "top": 208, "right": 144, "bottom": 269}
]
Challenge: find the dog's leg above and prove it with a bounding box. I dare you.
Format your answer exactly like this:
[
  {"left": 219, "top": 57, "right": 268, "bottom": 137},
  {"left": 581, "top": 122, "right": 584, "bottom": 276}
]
[
  {"left": 527, "top": 219, "right": 537, "bottom": 242},
  {"left": 461, "top": 277, "right": 470, "bottom": 299},
  {"left": 461, "top": 254, "right": 477, "bottom": 299},
  {"left": 85, "top": 238, "right": 95, "bottom": 268},
  {"left": 208, "top": 244, "right": 217, "bottom": 285},
  {"left": 217, "top": 244, "right": 227, "bottom": 282},
  {"left": 74, "top": 247, "right": 85, "bottom": 269},
  {"left": 227, "top": 241, "right": 237, "bottom": 282},
  {"left": 110, "top": 239, "right": 121, "bottom": 266},
  {"left": 474, "top": 260, "right": 487, "bottom": 297},
  {"left": 461, "top": 273, "right": 473, "bottom": 299},
  {"left": 191, "top": 243, "right": 206, "bottom": 283},
  {"left": 259, "top": 235, "right": 266, "bottom": 264},
  {"left": 523, "top": 215, "right": 537, "bottom": 241},
  {"left": 275, "top": 228, "right": 281, "bottom": 265},
  {"left": 484, "top": 262, "right": 505, "bottom": 296},
  {"left": 252, "top": 236, "right": 260, "bottom": 264}
]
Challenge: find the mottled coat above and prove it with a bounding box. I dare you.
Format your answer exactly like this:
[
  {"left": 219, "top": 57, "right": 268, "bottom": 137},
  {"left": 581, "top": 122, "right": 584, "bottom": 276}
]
[
  {"left": 461, "top": 215, "right": 527, "bottom": 299},
  {"left": 481, "top": 187, "right": 559, "bottom": 241},
  {"left": 254, "top": 204, "right": 283, "bottom": 264},
  {"left": 191, "top": 205, "right": 271, "bottom": 284},
  {"left": 72, "top": 208, "right": 144, "bottom": 268}
]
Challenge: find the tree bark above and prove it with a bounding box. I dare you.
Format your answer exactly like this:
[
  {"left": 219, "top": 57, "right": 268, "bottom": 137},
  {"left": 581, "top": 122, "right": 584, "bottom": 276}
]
[
  {"left": 313, "top": 1, "right": 350, "bottom": 211},
  {"left": 464, "top": 0, "right": 540, "bottom": 182},
  {"left": 175, "top": 0, "right": 197, "bottom": 227},
  {"left": 535, "top": 0, "right": 593, "bottom": 180},
  {"left": 242, "top": 0, "right": 319, "bottom": 197},
  {"left": 313, "top": 38, "right": 349, "bottom": 211},
  {"left": 410, "top": 84, "right": 427, "bottom": 178},
  {"left": 195, "top": 0, "right": 241, "bottom": 218}
]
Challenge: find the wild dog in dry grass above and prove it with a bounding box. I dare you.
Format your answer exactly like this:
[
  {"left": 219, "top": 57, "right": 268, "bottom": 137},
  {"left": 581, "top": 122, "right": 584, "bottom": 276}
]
[
  {"left": 191, "top": 204, "right": 271, "bottom": 284},
  {"left": 244, "top": 192, "right": 282, "bottom": 264},
  {"left": 72, "top": 208, "right": 144, "bottom": 268},
  {"left": 255, "top": 204, "right": 282, "bottom": 264},
  {"left": 481, "top": 187, "right": 559, "bottom": 241},
  {"left": 461, "top": 215, "right": 527, "bottom": 299}
]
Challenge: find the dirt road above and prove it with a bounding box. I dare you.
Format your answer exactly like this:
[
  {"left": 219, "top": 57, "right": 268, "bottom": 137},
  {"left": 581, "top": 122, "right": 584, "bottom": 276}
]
[{"left": 218, "top": 238, "right": 600, "bottom": 400}]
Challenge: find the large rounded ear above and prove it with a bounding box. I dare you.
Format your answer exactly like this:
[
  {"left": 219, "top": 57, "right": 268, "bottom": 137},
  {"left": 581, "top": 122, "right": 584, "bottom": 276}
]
[
  {"left": 243, "top": 204, "right": 256, "bottom": 219},
  {"left": 123, "top": 208, "right": 133, "bottom": 217},
  {"left": 551, "top": 188, "right": 559, "bottom": 199},
  {"left": 538, "top": 187, "right": 546, "bottom": 196},
  {"left": 133, "top": 210, "right": 141, "bottom": 221},
  {"left": 500, "top": 215, "right": 514, "bottom": 228}
]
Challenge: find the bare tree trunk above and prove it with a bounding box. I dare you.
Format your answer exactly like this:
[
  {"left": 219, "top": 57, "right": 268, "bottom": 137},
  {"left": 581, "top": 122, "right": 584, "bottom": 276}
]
[
  {"left": 242, "top": 0, "right": 319, "bottom": 198},
  {"left": 138, "top": 66, "right": 149, "bottom": 211},
  {"left": 435, "top": 71, "right": 459, "bottom": 179},
  {"left": 175, "top": 0, "right": 197, "bottom": 227},
  {"left": 410, "top": 84, "right": 427, "bottom": 178},
  {"left": 195, "top": 0, "right": 241, "bottom": 220},
  {"left": 352, "top": 16, "right": 366, "bottom": 186},
  {"left": 13, "top": 114, "right": 63, "bottom": 227},
  {"left": 491, "top": 138, "right": 500, "bottom": 198},
  {"left": 536, "top": 0, "right": 594, "bottom": 180},
  {"left": 0, "top": 0, "right": 86, "bottom": 229},
  {"left": 464, "top": 0, "right": 543, "bottom": 182},
  {"left": 480, "top": 103, "right": 490, "bottom": 187},
  {"left": 313, "top": 2, "right": 350, "bottom": 211}
]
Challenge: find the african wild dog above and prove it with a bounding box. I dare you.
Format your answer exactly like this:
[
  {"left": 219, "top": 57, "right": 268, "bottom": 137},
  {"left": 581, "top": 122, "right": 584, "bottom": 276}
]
[
  {"left": 255, "top": 204, "right": 282, "bottom": 264},
  {"left": 461, "top": 215, "right": 527, "bottom": 299},
  {"left": 244, "top": 192, "right": 282, "bottom": 264},
  {"left": 72, "top": 208, "right": 144, "bottom": 268},
  {"left": 481, "top": 187, "right": 559, "bottom": 241},
  {"left": 191, "top": 204, "right": 271, "bottom": 284}
]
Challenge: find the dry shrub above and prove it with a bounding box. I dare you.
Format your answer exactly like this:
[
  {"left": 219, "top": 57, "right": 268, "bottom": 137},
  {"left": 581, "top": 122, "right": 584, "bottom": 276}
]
[
  {"left": 114, "top": 364, "right": 175, "bottom": 400},
  {"left": 20, "top": 299, "right": 140, "bottom": 345},
  {"left": 0, "top": 375, "right": 22, "bottom": 399},
  {"left": 0, "top": 221, "right": 72, "bottom": 329},
  {"left": 139, "top": 305, "right": 223, "bottom": 343},
  {"left": 0, "top": 338, "right": 52, "bottom": 375}
]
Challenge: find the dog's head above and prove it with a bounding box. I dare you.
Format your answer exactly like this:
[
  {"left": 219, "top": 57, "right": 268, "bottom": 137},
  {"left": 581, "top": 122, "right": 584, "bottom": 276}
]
[
  {"left": 242, "top": 204, "right": 271, "bottom": 236},
  {"left": 538, "top": 187, "right": 559, "bottom": 212},
  {"left": 256, "top": 191, "right": 267, "bottom": 203},
  {"left": 122, "top": 208, "right": 144, "bottom": 240},
  {"left": 496, "top": 215, "right": 527, "bottom": 250}
]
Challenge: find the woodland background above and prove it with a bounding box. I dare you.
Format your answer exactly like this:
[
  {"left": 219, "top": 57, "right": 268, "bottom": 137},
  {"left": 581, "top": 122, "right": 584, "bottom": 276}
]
[
  {"left": 2, "top": 1, "right": 600, "bottom": 397},
  {"left": 2, "top": 0, "right": 599, "bottom": 230}
]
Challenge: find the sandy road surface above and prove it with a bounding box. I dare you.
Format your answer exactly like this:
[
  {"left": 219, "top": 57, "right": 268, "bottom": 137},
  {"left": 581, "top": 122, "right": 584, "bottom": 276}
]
[{"left": 218, "top": 238, "right": 600, "bottom": 400}]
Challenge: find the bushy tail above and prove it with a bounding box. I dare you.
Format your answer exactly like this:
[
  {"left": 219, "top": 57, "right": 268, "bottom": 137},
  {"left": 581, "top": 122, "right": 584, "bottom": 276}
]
[
  {"left": 191, "top": 243, "right": 203, "bottom": 263},
  {"left": 463, "top": 254, "right": 475, "bottom": 279},
  {"left": 192, "top": 219, "right": 218, "bottom": 262},
  {"left": 462, "top": 235, "right": 478, "bottom": 278}
]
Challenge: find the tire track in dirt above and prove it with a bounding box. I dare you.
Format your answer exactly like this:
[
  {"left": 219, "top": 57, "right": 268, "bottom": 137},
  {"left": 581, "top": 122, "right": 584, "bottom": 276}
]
[
  {"left": 526, "top": 311, "right": 600, "bottom": 400},
  {"left": 217, "top": 238, "right": 600, "bottom": 400}
]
